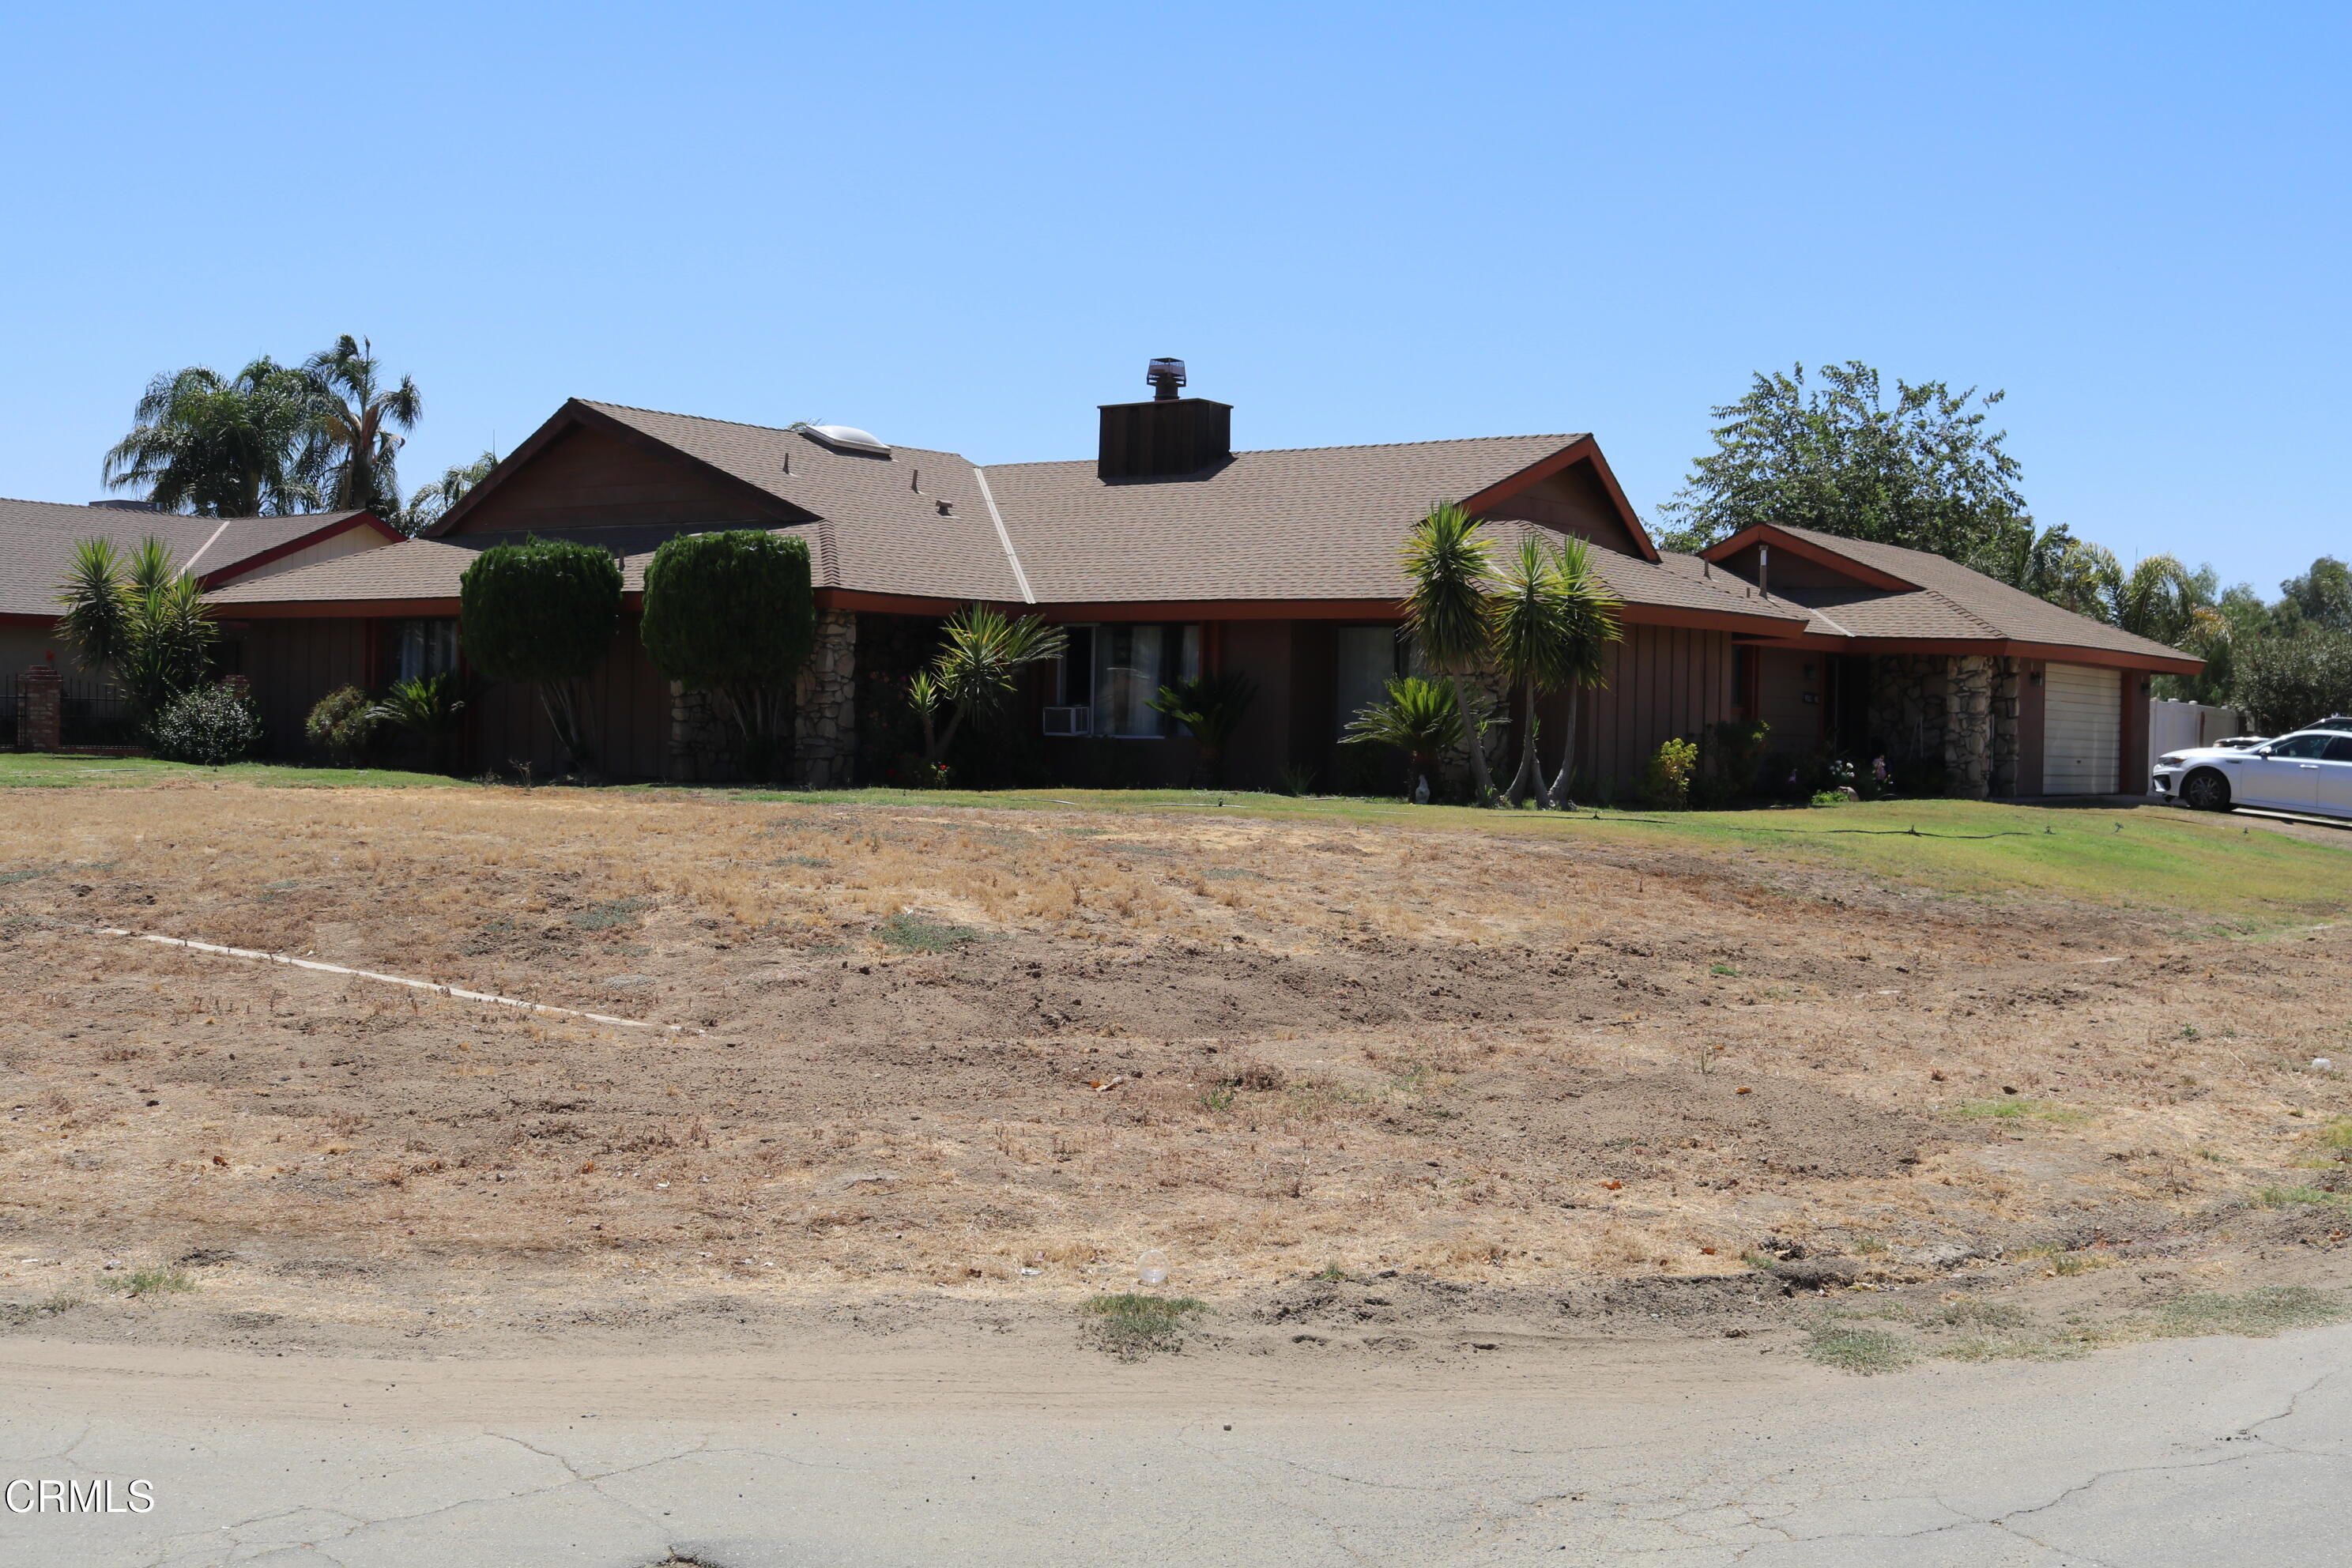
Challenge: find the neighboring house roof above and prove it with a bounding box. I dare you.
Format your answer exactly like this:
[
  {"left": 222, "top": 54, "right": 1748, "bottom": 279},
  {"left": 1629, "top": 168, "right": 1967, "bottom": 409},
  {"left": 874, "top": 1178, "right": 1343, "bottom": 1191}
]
[
  {"left": 1703, "top": 522, "right": 2198, "bottom": 667},
  {"left": 0, "top": 499, "right": 386, "bottom": 622}
]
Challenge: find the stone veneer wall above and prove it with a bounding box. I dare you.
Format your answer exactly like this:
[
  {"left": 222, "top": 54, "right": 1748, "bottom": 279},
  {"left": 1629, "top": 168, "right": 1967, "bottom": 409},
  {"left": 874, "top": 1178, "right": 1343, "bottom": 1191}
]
[
  {"left": 666, "top": 684, "right": 733, "bottom": 782},
  {"left": 1988, "top": 658, "right": 2022, "bottom": 797},
  {"left": 1867, "top": 654, "right": 1948, "bottom": 770},
  {"left": 793, "top": 609, "right": 858, "bottom": 788},
  {"left": 1943, "top": 654, "right": 1996, "bottom": 799}
]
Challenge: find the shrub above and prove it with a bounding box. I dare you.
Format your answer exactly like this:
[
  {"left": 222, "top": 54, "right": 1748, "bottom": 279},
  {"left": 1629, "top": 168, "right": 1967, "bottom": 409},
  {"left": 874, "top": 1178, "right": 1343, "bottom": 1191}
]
[
  {"left": 372, "top": 672, "right": 468, "bottom": 773},
  {"left": 1640, "top": 736, "right": 1700, "bottom": 809},
  {"left": 147, "top": 682, "right": 262, "bottom": 765},
  {"left": 305, "top": 684, "right": 382, "bottom": 765},
  {"left": 458, "top": 537, "right": 622, "bottom": 772},
  {"left": 639, "top": 531, "right": 816, "bottom": 781},
  {"left": 1691, "top": 719, "right": 1770, "bottom": 807}
]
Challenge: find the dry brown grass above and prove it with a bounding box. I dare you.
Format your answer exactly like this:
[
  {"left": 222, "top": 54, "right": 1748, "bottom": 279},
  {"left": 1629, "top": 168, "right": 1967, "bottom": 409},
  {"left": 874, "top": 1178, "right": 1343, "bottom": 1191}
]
[{"left": 2, "top": 782, "right": 2349, "bottom": 1340}]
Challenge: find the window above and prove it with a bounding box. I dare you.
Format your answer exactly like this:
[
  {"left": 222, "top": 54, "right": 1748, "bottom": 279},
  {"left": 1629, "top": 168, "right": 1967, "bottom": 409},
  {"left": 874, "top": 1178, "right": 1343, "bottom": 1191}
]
[
  {"left": 1732, "top": 646, "right": 1755, "bottom": 712},
  {"left": 384, "top": 619, "right": 458, "bottom": 685},
  {"left": 1084, "top": 623, "right": 1200, "bottom": 737},
  {"left": 2266, "top": 733, "right": 2335, "bottom": 759},
  {"left": 2325, "top": 737, "right": 2352, "bottom": 763},
  {"left": 1335, "top": 625, "right": 1403, "bottom": 737}
]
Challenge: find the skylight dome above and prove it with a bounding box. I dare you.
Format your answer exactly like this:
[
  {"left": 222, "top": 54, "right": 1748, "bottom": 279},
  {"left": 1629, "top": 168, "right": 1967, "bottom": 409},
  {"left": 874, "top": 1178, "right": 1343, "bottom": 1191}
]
[{"left": 801, "top": 424, "right": 891, "bottom": 456}]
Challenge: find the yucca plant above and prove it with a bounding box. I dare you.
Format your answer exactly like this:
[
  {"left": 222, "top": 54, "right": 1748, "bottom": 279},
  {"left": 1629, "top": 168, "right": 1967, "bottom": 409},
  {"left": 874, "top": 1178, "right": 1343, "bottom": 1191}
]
[
  {"left": 372, "top": 671, "right": 469, "bottom": 773},
  {"left": 53, "top": 535, "right": 218, "bottom": 729},
  {"left": 1537, "top": 537, "right": 1623, "bottom": 809},
  {"left": 1344, "top": 676, "right": 1463, "bottom": 800},
  {"left": 1148, "top": 671, "right": 1257, "bottom": 786},
  {"left": 910, "top": 605, "right": 1068, "bottom": 771},
  {"left": 1400, "top": 503, "right": 1498, "bottom": 804}
]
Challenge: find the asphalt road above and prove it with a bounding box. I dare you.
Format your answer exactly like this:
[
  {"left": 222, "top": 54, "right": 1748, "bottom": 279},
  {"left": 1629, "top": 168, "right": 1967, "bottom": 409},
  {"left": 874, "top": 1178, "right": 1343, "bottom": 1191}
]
[{"left": 3, "top": 1321, "right": 2348, "bottom": 1567}]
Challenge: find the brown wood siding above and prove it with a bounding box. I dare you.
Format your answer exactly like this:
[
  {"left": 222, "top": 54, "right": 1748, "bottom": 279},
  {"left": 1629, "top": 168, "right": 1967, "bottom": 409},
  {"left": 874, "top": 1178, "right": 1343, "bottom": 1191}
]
[
  {"left": 1548, "top": 624, "right": 1735, "bottom": 797},
  {"left": 1219, "top": 618, "right": 1296, "bottom": 790},
  {"left": 1479, "top": 466, "right": 1642, "bottom": 556},
  {"left": 236, "top": 618, "right": 369, "bottom": 760},
  {"left": 2017, "top": 659, "right": 2047, "bottom": 795},
  {"left": 1755, "top": 648, "right": 1826, "bottom": 755},
  {"left": 446, "top": 424, "right": 790, "bottom": 535},
  {"left": 469, "top": 612, "right": 671, "bottom": 779},
  {"left": 1713, "top": 542, "right": 1873, "bottom": 591}
]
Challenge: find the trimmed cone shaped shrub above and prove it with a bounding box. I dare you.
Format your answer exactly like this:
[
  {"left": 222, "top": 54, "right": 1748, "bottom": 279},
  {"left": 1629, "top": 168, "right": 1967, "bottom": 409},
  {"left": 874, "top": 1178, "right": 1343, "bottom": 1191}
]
[
  {"left": 639, "top": 531, "right": 815, "bottom": 780},
  {"left": 458, "top": 537, "right": 621, "bottom": 773}
]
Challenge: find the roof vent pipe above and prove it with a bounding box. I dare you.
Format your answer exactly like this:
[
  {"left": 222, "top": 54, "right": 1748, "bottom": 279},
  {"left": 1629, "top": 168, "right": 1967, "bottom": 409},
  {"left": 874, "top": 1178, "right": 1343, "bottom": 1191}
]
[{"left": 1758, "top": 544, "right": 1770, "bottom": 599}]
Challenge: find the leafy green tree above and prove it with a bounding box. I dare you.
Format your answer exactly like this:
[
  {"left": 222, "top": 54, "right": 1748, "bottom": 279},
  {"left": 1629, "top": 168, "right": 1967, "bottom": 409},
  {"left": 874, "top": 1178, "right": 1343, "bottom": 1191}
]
[
  {"left": 297, "top": 335, "right": 423, "bottom": 514},
  {"left": 1655, "top": 362, "right": 2030, "bottom": 564},
  {"left": 102, "top": 360, "right": 318, "bottom": 516},
  {"left": 1148, "top": 671, "right": 1257, "bottom": 787},
  {"left": 53, "top": 536, "right": 218, "bottom": 726},
  {"left": 1400, "top": 503, "right": 1498, "bottom": 803},
  {"left": 1344, "top": 676, "right": 1463, "bottom": 800},
  {"left": 2278, "top": 556, "right": 2352, "bottom": 636},
  {"left": 458, "top": 538, "right": 622, "bottom": 773},
  {"left": 639, "top": 531, "right": 816, "bottom": 781},
  {"left": 2234, "top": 632, "right": 2352, "bottom": 735},
  {"left": 397, "top": 450, "right": 497, "bottom": 536},
  {"left": 906, "top": 605, "right": 1067, "bottom": 774}
]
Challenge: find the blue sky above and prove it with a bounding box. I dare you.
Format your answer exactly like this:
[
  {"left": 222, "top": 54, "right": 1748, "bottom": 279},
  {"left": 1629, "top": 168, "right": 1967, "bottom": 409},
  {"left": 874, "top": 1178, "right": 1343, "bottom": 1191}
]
[{"left": 1, "top": 2, "right": 2343, "bottom": 590}]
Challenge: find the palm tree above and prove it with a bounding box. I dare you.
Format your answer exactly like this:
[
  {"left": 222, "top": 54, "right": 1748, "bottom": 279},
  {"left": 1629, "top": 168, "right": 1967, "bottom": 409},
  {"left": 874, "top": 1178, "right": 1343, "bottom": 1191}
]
[
  {"left": 372, "top": 672, "right": 469, "bottom": 772},
  {"left": 102, "top": 360, "right": 317, "bottom": 516},
  {"left": 396, "top": 450, "right": 497, "bottom": 536},
  {"left": 909, "top": 605, "right": 1069, "bottom": 771},
  {"left": 1540, "top": 537, "right": 1623, "bottom": 808},
  {"left": 1400, "top": 503, "right": 1498, "bottom": 804},
  {"left": 1148, "top": 671, "right": 1257, "bottom": 786},
  {"left": 298, "top": 335, "right": 423, "bottom": 514},
  {"left": 1344, "top": 677, "right": 1463, "bottom": 801}
]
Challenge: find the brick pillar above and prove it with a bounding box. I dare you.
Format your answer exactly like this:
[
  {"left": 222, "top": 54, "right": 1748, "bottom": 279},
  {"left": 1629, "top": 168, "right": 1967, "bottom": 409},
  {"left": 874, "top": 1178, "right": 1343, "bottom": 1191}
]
[
  {"left": 18, "top": 661, "right": 62, "bottom": 752},
  {"left": 793, "top": 609, "right": 858, "bottom": 787}
]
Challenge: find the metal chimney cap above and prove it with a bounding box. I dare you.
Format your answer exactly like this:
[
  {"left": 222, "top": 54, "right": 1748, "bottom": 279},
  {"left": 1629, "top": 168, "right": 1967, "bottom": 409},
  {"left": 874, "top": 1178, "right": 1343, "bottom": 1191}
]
[{"left": 1145, "top": 358, "right": 1187, "bottom": 398}]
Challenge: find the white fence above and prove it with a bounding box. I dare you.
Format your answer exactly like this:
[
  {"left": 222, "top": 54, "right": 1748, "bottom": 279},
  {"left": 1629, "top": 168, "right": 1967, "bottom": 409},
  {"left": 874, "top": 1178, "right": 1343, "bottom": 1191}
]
[{"left": 2149, "top": 699, "right": 2243, "bottom": 775}]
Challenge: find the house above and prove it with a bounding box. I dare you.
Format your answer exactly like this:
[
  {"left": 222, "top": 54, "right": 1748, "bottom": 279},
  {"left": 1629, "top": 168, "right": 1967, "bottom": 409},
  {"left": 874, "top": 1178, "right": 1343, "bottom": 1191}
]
[
  {"left": 1, "top": 498, "right": 397, "bottom": 744},
  {"left": 187, "top": 365, "right": 2194, "bottom": 796}
]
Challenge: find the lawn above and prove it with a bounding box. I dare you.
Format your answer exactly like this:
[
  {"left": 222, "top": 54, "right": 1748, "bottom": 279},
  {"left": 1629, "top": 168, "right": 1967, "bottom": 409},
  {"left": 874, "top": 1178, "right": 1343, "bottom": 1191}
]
[{"left": 4, "top": 751, "right": 2346, "bottom": 923}]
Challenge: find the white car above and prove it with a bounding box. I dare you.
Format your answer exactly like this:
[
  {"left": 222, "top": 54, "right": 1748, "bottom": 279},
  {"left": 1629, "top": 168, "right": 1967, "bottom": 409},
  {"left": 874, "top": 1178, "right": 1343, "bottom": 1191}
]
[{"left": 2155, "top": 725, "right": 2352, "bottom": 818}]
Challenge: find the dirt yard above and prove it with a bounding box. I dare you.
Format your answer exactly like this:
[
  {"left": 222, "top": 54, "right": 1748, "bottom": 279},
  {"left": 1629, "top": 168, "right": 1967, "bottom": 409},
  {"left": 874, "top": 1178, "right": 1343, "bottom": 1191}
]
[{"left": 2, "top": 781, "right": 2350, "bottom": 1364}]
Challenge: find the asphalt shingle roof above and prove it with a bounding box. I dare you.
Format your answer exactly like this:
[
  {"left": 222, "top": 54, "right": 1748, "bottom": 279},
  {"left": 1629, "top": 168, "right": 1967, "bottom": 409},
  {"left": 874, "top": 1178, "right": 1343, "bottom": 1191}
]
[{"left": 0, "top": 499, "right": 368, "bottom": 619}]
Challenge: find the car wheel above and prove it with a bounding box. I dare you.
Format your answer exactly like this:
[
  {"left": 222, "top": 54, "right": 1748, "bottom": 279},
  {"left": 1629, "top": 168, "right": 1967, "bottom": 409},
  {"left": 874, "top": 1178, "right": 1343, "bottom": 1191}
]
[{"left": 2179, "top": 769, "right": 2233, "bottom": 812}]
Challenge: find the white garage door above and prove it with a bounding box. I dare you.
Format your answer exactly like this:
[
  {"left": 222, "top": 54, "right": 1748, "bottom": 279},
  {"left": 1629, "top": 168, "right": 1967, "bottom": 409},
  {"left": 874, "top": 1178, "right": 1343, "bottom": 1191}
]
[{"left": 2043, "top": 663, "right": 2121, "bottom": 794}]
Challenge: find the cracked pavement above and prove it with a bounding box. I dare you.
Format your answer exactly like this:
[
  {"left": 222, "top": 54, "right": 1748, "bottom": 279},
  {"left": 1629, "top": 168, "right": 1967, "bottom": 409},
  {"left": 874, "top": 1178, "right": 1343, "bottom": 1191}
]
[{"left": 2, "top": 1324, "right": 2347, "bottom": 1566}]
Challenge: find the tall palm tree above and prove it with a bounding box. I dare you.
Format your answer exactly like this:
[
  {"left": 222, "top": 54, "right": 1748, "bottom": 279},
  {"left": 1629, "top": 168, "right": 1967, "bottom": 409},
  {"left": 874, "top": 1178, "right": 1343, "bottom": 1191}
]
[
  {"left": 395, "top": 450, "right": 496, "bottom": 535},
  {"left": 102, "top": 360, "right": 317, "bottom": 516},
  {"left": 1540, "top": 537, "right": 1623, "bottom": 808},
  {"left": 299, "top": 335, "right": 423, "bottom": 514},
  {"left": 1400, "top": 503, "right": 1498, "bottom": 804},
  {"left": 1490, "top": 534, "right": 1579, "bottom": 805}
]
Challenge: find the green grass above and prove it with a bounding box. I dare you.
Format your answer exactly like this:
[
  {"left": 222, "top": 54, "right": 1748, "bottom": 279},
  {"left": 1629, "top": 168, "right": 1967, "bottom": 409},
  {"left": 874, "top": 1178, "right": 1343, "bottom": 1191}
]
[
  {"left": 11, "top": 759, "right": 2349, "bottom": 922},
  {"left": 0, "top": 754, "right": 468, "bottom": 790},
  {"left": 876, "top": 913, "right": 982, "bottom": 953},
  {"left": 1949, "top": 1097, "right": 2092, "bottom": 1126},
  {"left": 2253, "top": 1185, "right": 2352, "bottom": 1209},
  {"left": 1081, "top": 1293, "right": 1204, "bottom": 1359},
  {"left": 2152, "top": 1286, "right": 2349, "bottom": 1337},
  {"left": 104, "top": 1268, "right": 194, "bottom": 1299},
  {"left": 571, "top": 896, "right": 652, "bottom": 931},
  {"left": 1804, "top": 1325, "right": 1917, "bottom": 1374}
]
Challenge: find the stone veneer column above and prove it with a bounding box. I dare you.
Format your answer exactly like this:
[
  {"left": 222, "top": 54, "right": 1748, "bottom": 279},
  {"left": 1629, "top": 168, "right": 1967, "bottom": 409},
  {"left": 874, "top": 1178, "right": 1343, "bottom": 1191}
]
[
  {"left": 1943, "top": 654, "right": 1996, "bottom": 799},
  {"left": 793, "top": 609, "right": 858, "bottom": 788},
  {"left": 1988, "top": 658, "right": 2022, "bottom": 797},
  {"left": 18, "top": 661, "right": 62, "bottom": 752}
]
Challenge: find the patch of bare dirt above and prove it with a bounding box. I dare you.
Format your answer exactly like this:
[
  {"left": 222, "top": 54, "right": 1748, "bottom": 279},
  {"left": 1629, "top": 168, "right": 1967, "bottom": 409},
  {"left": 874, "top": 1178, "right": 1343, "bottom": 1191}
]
[{"left": 1, "top": 784, "right": 2348, "bottom": 1359}]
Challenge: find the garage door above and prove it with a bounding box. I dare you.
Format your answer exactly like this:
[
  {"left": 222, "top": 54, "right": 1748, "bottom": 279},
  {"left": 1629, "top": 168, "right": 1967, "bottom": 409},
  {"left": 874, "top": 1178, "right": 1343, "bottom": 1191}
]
[{"left": 2042, "top": 663, "right": 2121, "bottom": 794}]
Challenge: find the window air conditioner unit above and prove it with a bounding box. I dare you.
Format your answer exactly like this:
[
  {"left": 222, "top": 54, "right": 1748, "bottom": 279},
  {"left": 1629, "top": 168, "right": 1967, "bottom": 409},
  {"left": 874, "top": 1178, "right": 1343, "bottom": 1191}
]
[{"left": 1042, "top": 706, "right": 1091, "bottom": 737}]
